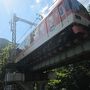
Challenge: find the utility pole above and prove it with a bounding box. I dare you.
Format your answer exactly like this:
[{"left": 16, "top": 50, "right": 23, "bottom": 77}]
[
  {"left": 10, "top": 14, "right": 36, "bottom": 63},
  {"left": 11, "top": 14, "right": 17, "bottom": 63},
  {"left": 4, "top": 14, "right": 36, "bottom": 90}
]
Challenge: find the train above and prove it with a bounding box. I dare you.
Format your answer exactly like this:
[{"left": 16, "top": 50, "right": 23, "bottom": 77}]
[{"left": 16, "top": 0, "right": 90, "bottom": 63}]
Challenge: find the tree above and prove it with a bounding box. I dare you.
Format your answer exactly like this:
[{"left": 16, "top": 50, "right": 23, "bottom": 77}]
[
  {"left": 47, "top": 61, "right": 90, "bottom": 90},
  {"left": 48, "top": 67, "right": 71, "bottom": 90},
  {"left": 0, "top": 44, "right": 12, "bottom": 76}
]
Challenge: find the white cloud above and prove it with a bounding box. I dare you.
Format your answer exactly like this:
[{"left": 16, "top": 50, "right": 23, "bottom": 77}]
[{"left": 36, "top": 0, "right": 40, "bottom": 4}]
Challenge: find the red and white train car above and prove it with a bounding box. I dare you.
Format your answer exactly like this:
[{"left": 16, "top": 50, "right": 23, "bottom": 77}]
[{"left": 16, "top": 0, "right": 90, "bottom": 63}]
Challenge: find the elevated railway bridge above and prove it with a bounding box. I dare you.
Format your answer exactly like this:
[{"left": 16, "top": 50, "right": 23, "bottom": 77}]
[
  {"left": 16, "top": 34, "right": 90, "bottom": 72},
  {"left": 4, "top": 35, "right": 90, "bottom": 90},
  {"left": 3, "top": 0, "right": 90, "bottom": 88}
]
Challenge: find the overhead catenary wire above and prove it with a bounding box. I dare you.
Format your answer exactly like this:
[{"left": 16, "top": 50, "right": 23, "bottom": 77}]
[
  {"left": 17, "top": 0, "right": 58, "bottom": 44},
  {"left": 16, "top": 17, "right": 39, "bottom": 44},
  {"left": 17, "top": 0, "right": 89, "bottom": 44},
  {"left": 83, "top": 0, "right": 88, "bottom": 4},
  {"left": 16, "top": 26, "right": 32, "bottom": 43},
  {"left": 80, "top": 0, "right": 89, "bottom": 5}
]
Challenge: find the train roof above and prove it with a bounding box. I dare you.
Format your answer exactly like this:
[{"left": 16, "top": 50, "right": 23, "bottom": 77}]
[{"left": 35, "top": 0, "right": 63, "bottom": 28}]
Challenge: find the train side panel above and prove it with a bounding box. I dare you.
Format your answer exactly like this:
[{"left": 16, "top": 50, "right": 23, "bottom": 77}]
[
  {"left": 15, "top": 0, "right": 74, "bottom": 62},
  {"left": 15, "top": 0, "right": 90, "bottom": 63},
  {"left": 46, "top": 0, "right": 74, "bottom": 39}
]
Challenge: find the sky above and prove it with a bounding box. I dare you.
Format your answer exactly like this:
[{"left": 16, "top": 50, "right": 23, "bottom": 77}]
[{"left": 0, "top": 0, "right": 90, "bottom": 43}]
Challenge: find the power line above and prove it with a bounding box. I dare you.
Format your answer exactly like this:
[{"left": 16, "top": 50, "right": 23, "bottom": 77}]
[
  {"left": 16, "top": 18, "right": 39, "bottom": 43},
  {"left": 81, "top": 0, "right": 89, "bottom": 5},
  {"left": 17, "top": 26, "right": 32, "bottom": 43},
  {"left": 17, "top": 0, "right": 58, "bottom": 44}
]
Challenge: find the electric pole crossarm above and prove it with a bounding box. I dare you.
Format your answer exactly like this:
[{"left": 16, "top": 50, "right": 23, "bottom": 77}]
[
  {"left": 10, "top": 14, "right": 37, "bottom": 63},
  {"left": 14, "top": 15, "right": 37, "bottom": 26},
  {"left": 17, "top": 17, "right": 37, "bottom": 26}
]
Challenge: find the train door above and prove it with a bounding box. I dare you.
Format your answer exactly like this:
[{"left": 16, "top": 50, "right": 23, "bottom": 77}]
[
  {"left": 46, "top": 7, "right": 60, "bottom": 37},
  {"left": 58, "top": 0, "right": 72, "bottom": 28}
]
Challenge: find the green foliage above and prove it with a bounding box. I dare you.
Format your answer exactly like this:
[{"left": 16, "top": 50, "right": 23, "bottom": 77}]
[
  {"left": 0, "top": 44, "right": 12, "bottom": 74},
  {"left": 48, "top": 67, "right": 70, "bottom": 90},
  {"left": 48, "top": 80, "right": 61, "bottom": 86},
  {"left": 0, "top": 38, "right": 10, "bottom": 49},
  {"left": 48, "top": 61, "right": 90, "bottom": 90}
]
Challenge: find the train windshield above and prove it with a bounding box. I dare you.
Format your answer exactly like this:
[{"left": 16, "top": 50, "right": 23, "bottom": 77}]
[
  {"left": 69, "top": 0, "right": 89, "bottom": 17},
  {"left": 62, "top": 0, "right": 70, "bottom": 11}
]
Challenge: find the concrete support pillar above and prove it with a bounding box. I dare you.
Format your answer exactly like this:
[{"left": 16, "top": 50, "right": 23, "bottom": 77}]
[
  {"left": 36, "top": 81, "right": 48, "bottom": 90},
  {"left": 17, "top": 82, "right": 34, "bottom": 90},
  {"left": 4, "top": 85, "right": 12, "bottom": 90}
]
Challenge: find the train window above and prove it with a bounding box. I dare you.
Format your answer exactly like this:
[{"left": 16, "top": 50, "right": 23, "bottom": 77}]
[
  {"left": 53, "top": 8, "right": 60, "bottom": 25},
  {"left": 70, "top": 0, "right": 89, "bottom": 17},
  {"left": 63, "top": 0, "right": 70, "bottom": 11},
  {"left": 30, "top": 32, "right": 34, "bottom": 44},
  {"left": 20, "top": 40, "right": 26, "bottom": 50},
  {"left": 69, "top": 0, "right": 80, "bottom": 12},
  {"left": 33, "top": 28, "right": 39, "bottom": 41},
  {"left": 47, "top": 13, "right": 55, "bottom": 32},
  {"left": 58, "top": 5, "right": 65, "bottom": 16},
  {"left": 40, "top": 22, "right": 47, "bottom": 36},
  {"left": 25, "top": 35, "right": 30, "bottom": 48},
  {"left": 48, "top": 15, "right": 54, "bottom": 27}
]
